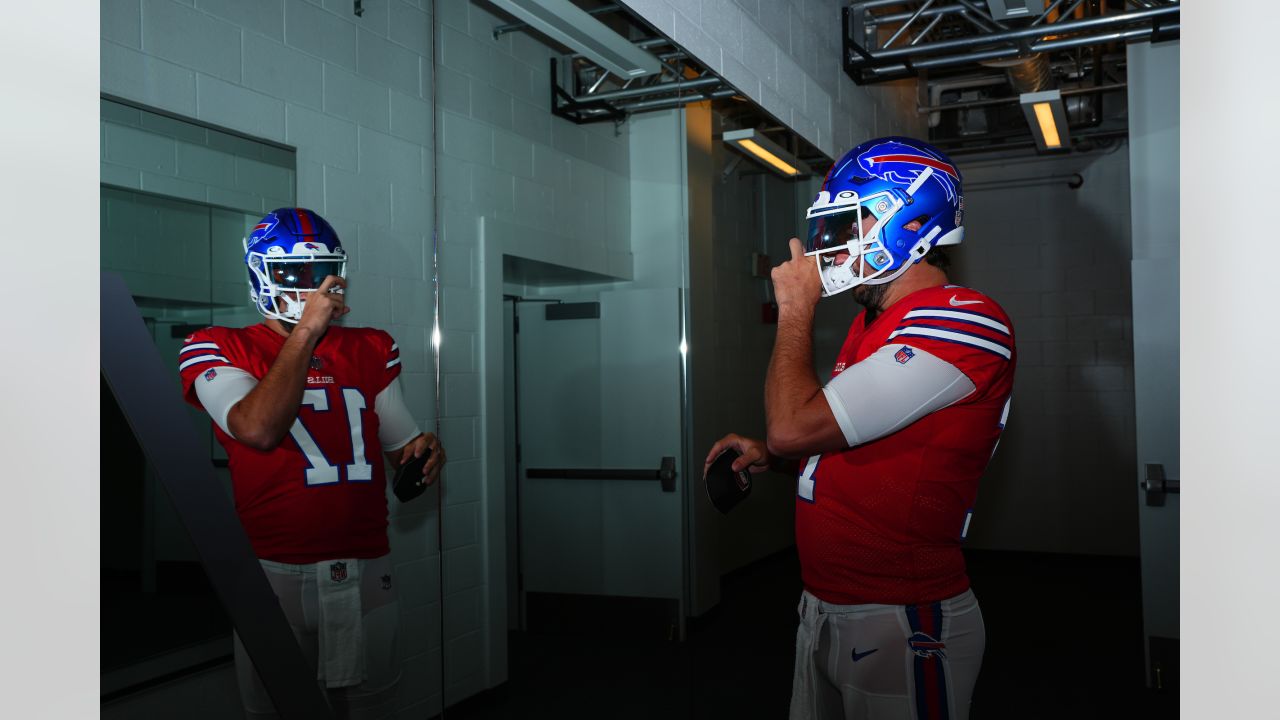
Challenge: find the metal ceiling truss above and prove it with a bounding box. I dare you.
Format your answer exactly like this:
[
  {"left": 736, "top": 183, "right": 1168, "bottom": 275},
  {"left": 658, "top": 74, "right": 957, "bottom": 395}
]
[
  {"left": 548, "top": 42, "right": 739, "bottom": 124},
  {"left": 490, "top": 2, "right": 739, "bottom": 125},
  {"left": 843, "top": 0, "right": 1180, "bottom": 84}
]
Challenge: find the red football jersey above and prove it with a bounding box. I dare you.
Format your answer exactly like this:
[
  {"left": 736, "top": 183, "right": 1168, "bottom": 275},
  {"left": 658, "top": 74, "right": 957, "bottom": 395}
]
[
  {"left": 179, "top": 323, "right": 402, "bottom": 563},
  {"left": 796, "top": 284, "right": 1015, "bottom": 605}
]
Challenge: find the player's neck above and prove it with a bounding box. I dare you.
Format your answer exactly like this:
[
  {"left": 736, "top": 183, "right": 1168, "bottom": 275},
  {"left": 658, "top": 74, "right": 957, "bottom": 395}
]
[
  {"left": 881, "top": 263, "right": 949, "bottom": 311},
  {"left": 264, "top": 317, "right": 294, "bottom": 338}
]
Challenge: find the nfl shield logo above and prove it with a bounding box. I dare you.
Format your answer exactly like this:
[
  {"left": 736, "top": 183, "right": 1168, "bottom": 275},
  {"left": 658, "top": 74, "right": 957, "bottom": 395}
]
[
  {"left": 310, "top": 356, "right": 323, "bottom": 370},
  {"left": 204, "top": 368, "right": 218, "bottom": 382},
  {"left": 895, "top": 346, "right": 915, "bottom": 364},
  {"left": 330, "top": 562, "right": 348, "bottom": 583}
]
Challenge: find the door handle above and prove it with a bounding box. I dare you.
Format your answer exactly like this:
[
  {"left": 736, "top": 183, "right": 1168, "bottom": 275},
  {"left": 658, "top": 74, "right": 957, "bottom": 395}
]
[
  {"left": 527, "top": 456, "right": 678, "bottom": 493},
  {"left": 1141, "top": 463, "right": 1179, "bottom": 506}
]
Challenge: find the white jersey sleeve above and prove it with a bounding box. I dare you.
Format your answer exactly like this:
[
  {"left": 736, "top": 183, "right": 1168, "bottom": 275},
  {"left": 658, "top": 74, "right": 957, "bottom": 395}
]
[
  {"left": 192, "top": 366, "right": 258, "bottom": 438},
  {"left": 375, "top": 377, "right": 421, "bottom": 451},
  {"left": 821, "top": 343, "right": 976, "bottom": 447}
]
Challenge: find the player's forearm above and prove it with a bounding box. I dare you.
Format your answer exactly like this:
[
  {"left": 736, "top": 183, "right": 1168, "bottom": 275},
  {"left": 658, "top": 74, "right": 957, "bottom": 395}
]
[
  {"left": 227, "top": 326, "right": 320, "bottom": 450},
  {"left": 765, "top": 305, "right": 826, "bottom": 457}
]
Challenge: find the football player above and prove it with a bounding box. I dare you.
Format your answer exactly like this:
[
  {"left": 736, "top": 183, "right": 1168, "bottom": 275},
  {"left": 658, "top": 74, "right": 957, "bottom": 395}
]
[
  {"left": 178, "top": 208, "right": 445, "bottom": 718},
  {"left": 706, "top": 137, "right": 1015, "bottom": 720}
]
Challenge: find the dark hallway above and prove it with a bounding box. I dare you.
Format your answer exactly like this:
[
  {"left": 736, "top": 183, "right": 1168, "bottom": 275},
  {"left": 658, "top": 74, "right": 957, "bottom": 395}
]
[{"left": 447, "top": 549, "right": 1176, "bottom": 719}]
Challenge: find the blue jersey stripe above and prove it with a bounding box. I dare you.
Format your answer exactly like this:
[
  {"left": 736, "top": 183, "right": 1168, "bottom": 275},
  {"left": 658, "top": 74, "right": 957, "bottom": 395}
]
[
  {"left": 892, "top": 322, "right": 1012, "bottom": 351},
  {"left": 901, "top": 313, "right": 1011, "bottom": 336},
  {"left": 891, "top": 328, "right": 1012, "bottom": 360}
]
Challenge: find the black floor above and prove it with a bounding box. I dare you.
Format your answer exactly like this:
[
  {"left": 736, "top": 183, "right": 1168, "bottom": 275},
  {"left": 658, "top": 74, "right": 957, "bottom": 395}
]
[{"left": 445, "top": 549, "right": 1177, "bottom": 719}]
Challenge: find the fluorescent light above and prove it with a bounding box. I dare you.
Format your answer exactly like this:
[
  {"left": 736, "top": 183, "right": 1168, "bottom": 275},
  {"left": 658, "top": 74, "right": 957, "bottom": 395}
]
[
  {"left": 723, "top": 129, "right": 809, "bottom": 178},
  {"left": 1019, "top": 89, "right": 1071, "bottom": 152},
  {"left": 489, "top": 0, "right": 661, "bottom": 78},
  {"left": 1032, "top": 102, "right": 1061, "bottom": 148}
]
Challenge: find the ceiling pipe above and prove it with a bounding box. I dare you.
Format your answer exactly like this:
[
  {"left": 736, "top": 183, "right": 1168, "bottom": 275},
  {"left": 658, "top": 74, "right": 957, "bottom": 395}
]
[
  {"left": 614, "top": 87, "right": 737, "bottom": 113},
  {"left": 926, "top": 74, "right": 1009, "bottom": 128},
  {"left": 865, "top": 4, "right": 970, "bottom": 27},
  {"left": 918, "top": 81, "right": 1128, "bottom": 113}
]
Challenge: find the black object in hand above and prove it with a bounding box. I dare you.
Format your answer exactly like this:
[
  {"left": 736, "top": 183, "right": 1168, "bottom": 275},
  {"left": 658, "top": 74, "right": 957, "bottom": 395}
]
[
  {"left": 705, "top": 449, "right": 751, "bottom": 514},
  {"left": 393, "top": 448, "right": 432, "bottom": 503}
]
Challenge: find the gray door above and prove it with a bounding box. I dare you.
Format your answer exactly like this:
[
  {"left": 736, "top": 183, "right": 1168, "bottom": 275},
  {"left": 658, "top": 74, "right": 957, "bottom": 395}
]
[
  {"left": 1128, "top": 39, "right": 1179, "bottom": 690},
  {"left": 1132, "top": 258, "right": 1179, "bottom": 688},
  {"left": 516, "top": 288, "right": 685, "bottom": 610}
]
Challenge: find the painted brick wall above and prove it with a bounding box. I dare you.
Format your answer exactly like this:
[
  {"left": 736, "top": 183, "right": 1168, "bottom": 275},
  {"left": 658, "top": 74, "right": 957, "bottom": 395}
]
[
  {"left": 620, "top": 0, "right": 924, "bottom": 159},
  {"left": 101, "top": 99, "right": 296, "bottom": 217},
  {"left": 432, "top": 0, "right": 635, "bottom": 701},
  {"left": 954, "top": 147, "right": 1140, "bottom": 557}
]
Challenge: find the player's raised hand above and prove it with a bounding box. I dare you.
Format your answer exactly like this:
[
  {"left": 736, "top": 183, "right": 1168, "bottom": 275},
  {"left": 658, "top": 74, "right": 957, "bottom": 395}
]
[
  {"left": 770, "top": 238, "right": 823, "bottom": 311},
  {"left": 704, "top": 433, "right": 771, "bottom": 476},
  {"left": 297, "top": 275, "right": 349, "bottom": 334}
]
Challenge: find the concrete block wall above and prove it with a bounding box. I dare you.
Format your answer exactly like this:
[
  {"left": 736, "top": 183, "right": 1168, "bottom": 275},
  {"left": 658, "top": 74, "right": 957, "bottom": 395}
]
[
  {"left": 102, "top": 0, "right": 444, "bottom": 716},
  {"left": 954, "top": 148, "right": 1139, "bottom": 557},
  {"left": 101, "top": 98, "right": 296, "bottom": 215},
  {"left": 621, "top": 0, "right": 923, "bottom": 160},
  {"left": 432, "top": 1, "right": 634, "bottom": 702}
]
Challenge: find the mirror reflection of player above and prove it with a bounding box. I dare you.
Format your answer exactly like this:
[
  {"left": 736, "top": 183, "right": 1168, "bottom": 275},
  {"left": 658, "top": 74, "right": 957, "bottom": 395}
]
[
  {"left": 705, "top": 138, "right": 1015, "bottom": 720},
  {"left": 177, "top": 208, "right": 445, "bottom": 718}
]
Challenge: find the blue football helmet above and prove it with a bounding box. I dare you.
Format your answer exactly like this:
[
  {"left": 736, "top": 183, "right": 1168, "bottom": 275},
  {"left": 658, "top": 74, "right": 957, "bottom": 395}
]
[
  {"left": 244, "top": 208, "right": 347, "bottom": 323},
  {"left": 804, "top": 136, "right": 964, "bottom": 296}
]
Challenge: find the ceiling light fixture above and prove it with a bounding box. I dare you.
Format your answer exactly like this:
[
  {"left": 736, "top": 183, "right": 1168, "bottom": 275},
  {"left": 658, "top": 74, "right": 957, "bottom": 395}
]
[
  {"left": 489, "top": 0, "right": 662, "bottom": 79},
  {"left": 1019, "top": 89, "right": 1071, "bottom": 152},
  {"left": 722, "top": 129, "right": 809, "bottom": 178}
]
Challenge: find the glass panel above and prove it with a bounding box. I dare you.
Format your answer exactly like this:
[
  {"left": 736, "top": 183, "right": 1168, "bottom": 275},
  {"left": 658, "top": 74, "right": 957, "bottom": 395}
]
[
  {"left": 101, "top": 189, "right": 227, "bottom": 677},
  {"left": 100, "top": 99, "right": 296, "bottom": 691}
]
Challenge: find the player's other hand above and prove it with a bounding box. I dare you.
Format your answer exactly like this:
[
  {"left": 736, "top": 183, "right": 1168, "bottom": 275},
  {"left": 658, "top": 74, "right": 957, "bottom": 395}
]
[
  {"left": 297, "top": 275, "right": 350, "bottom": 334},
  {"left": 704, "top": 433, "right": 771, "bottom": 477},
  {"left": 397, "top": 432, "right": 447, "bottom": 486},
  {"left": 770, "top": 238, "right": 822, "bottom": 311}
]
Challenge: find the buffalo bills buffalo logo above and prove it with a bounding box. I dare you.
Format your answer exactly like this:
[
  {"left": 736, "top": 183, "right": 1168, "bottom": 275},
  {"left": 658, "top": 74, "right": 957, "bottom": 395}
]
[
  {"left": 252, "top": 214, "right": 278, "bottom": 237},
  {"left": 908, "top": 631, "right": 946, "bottom": 659},
  {"left": 857, "top": 141, "right": 960, "bottom": 203}
]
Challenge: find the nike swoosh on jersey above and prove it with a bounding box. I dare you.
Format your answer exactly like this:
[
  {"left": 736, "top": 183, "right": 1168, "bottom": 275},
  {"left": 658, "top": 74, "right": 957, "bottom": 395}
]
[
  {"left": 949, "top": 295, "right": 984, "bottom": 306},
  {"left": 851, "top": 648, "right": 879, "bottom": 662}
]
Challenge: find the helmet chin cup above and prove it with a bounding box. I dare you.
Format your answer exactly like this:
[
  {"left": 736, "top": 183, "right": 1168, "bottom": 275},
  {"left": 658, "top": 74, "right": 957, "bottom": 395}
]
[
  {"left": 817, "top": 253, "right": 859, "bottom": 297},
  {"left": 277, "top": 291, "right": 306, "bottom": 323}
]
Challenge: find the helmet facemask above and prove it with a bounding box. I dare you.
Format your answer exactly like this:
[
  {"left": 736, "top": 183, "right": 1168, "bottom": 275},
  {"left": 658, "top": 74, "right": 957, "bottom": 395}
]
[
  {"left": 245, "top": 242, "right": 347, "bottom": 323},
  {"left": 804, "top": 166, "right": 942, "bottom": 297}
]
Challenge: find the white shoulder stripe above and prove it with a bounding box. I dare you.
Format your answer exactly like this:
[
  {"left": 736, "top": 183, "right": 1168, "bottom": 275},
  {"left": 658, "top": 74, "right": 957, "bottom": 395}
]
[
  {"left": 890, "top": 327, "right": 1012, "bottom": 359},
  {"left": 904, "top": 308, "right": 1010, "bottom": 335},
  {"left": 179, "top": 354, "right": 231, "bottom": 371},
  {"left": 390, "top": 343, "right": 399, "bottom": 352},
  {"left": 386, "top": 357, "right": 401, "bottom": 369},
  {"left": 179, "top": 342, "right": 221, "bottom": 355}
]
